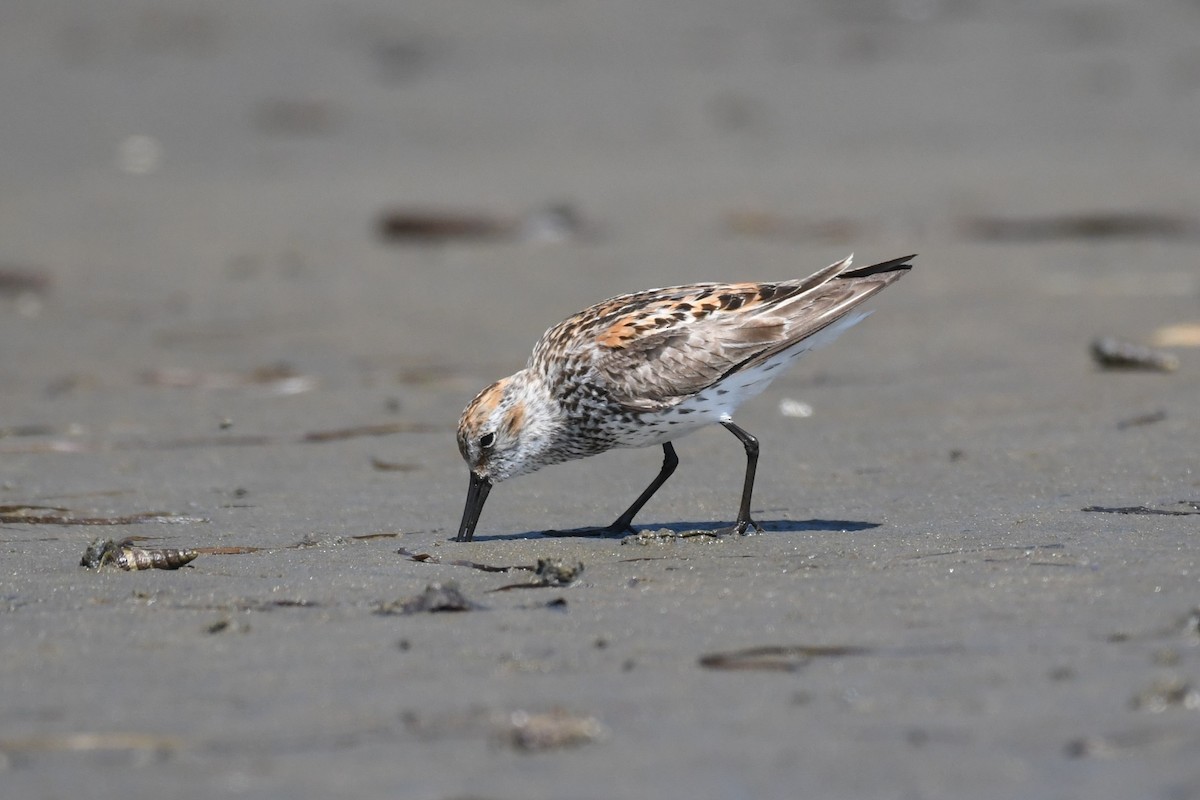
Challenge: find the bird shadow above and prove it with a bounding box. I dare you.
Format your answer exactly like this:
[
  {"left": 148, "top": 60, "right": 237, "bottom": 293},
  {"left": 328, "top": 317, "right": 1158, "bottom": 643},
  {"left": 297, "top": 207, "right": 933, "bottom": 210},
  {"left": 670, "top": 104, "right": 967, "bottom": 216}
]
[{"left": 465, "top": 518, "right": 880, "bottom": 542}]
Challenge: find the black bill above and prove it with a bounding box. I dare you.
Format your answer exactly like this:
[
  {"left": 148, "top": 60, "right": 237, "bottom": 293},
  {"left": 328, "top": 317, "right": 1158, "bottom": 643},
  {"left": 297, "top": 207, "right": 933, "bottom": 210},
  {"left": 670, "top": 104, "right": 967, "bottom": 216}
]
[{"left": 456, "top": 472, "right": 492, "bottom": 542}]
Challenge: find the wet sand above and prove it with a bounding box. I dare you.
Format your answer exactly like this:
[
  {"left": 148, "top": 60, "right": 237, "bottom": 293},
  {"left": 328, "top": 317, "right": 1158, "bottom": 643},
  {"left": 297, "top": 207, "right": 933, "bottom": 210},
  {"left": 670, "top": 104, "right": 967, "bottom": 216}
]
[{"left": 2, "top": 2, "right": 1200, "bottom": 798}]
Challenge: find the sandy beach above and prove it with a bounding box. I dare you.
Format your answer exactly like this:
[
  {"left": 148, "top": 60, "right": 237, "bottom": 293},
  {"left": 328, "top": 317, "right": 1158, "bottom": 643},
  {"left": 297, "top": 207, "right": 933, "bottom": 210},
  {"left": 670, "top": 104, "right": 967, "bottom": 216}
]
[{"left": 2, "top": 2, "right": 1200, "bottom": 797}]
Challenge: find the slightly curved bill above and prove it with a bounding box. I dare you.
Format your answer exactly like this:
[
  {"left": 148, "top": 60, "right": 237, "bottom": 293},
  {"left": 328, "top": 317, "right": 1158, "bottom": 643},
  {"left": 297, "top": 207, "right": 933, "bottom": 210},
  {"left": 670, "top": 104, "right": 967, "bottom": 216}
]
[{"left": 456, "top": 472, "right": 492, "bottom": 542}]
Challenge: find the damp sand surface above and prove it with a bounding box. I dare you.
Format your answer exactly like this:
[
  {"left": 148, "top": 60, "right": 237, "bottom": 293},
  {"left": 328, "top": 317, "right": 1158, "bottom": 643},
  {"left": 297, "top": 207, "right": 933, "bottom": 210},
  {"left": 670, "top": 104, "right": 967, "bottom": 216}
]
[{"left": 2, "top": 2, "right": 1200, "bottom": 798}]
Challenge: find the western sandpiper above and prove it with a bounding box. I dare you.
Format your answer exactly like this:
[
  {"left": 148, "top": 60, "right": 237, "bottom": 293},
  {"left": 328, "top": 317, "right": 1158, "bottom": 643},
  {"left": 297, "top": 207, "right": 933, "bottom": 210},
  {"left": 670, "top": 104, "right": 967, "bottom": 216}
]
[{"left": 456, "top": 253, "right": 914, "bottom": 541}]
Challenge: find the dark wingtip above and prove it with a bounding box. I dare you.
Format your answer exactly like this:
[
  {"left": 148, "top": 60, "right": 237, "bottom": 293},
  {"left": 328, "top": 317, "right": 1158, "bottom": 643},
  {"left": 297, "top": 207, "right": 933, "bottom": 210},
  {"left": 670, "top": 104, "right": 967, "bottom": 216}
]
[{"left": 839, "top": 254, "right": 916, "bottom": 279}]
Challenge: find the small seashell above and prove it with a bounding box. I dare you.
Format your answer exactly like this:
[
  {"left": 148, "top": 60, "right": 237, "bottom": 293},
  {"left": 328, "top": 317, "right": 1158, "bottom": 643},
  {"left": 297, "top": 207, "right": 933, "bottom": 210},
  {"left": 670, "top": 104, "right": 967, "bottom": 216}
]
[
  {"left": 1090, "top": 337, "right": 1179, "bottom": 372},
  {"left": 80, "top": 538, "right": 198, "bottom": 570}
]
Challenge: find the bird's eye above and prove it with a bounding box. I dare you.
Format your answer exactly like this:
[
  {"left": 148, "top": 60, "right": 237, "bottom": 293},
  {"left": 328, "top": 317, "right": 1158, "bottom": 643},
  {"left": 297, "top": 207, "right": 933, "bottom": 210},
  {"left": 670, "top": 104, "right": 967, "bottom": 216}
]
[{"left": 479, "top": 432, "right": 496, "bottom": 449}]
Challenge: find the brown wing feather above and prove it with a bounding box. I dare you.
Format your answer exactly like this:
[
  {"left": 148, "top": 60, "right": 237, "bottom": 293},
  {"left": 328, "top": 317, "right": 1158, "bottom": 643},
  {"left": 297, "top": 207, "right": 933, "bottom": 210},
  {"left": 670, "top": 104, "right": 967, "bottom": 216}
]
[
  {"left": 532, "top": 255, "right": 913, "bottom": 411},
  {"left": 730, "top": 254, "right": 913, "bottom": 377}
]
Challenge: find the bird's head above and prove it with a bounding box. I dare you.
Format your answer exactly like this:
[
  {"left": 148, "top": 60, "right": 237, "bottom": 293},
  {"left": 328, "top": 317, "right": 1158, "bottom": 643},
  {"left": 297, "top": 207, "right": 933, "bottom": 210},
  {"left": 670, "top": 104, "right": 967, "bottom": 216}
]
[{"left": 455, "top": 371, "right": 557, "bottom": 540}]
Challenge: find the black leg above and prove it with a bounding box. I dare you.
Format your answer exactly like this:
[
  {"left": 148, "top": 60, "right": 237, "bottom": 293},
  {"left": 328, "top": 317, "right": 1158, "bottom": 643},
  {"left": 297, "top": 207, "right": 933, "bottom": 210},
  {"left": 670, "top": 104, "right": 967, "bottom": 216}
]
[
  {"left": 606, "top": 442, "right": 679, "bottom": 533},
  {"left": 721, "top": 421, "right": 763, "bottom": 535}
]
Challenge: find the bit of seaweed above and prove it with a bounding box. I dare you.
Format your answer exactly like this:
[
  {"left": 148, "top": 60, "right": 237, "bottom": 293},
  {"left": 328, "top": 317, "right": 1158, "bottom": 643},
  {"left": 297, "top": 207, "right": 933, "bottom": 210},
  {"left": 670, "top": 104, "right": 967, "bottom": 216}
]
[
  {"left": 378, "top": 209, "right": 513, "bottom": 242},
  {"left": 1117, "top": 410, "right": 1167, "bottom": 429},
  {"left": 698, "top": 645, "right": 873, "bottom": 672},
  {"left": 397, "top": 546, "right": 531, "bottom": 573},
  {"left": 504, "top": 709, "right": 608, "bottom": 752},
  {"left": 699, "top": 643, "right": 964, "bottom": 672},
  {"left": 1090, "top": 337, "right": 1179, "bottom": 372},
  {"left": 369, "top": 458, "right": 420, "bottom": 472},
  {"left": 377, "top": 203, "right": 585, "bottom": 245},
  {"left": 490, "top": 559, "right": 585, "bottom": 591},
  {"left": 140, "top": 363, "right": 317, "bottom": 395},
  {"left": 961, "top": 211, "right": 1200, "bottom": 242},
  {"left": 1065, "top": 728, "right": 1200, "bottom": 759},
  {"left": 1082, "top": 505, "right": 1199, "bottom": 516},
  {"left": 204, "top": 618, "right": 251, "bottom": 635},
  {"left": 375, "top": 582, "right": 479, "bottom": 615},
  {"left": 1, "top": 505, "right": 205, "bottom": 525},
  {"left": 0, "top": 265, "right": 53, "bottom": 296},
  {"left": 0, "top": 424, "right": 57, "bottom": 438}
]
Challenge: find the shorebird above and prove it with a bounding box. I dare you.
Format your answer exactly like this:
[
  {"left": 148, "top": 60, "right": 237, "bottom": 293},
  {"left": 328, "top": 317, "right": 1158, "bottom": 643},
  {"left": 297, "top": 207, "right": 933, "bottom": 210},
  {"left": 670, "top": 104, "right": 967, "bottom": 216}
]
[{"left": 456, "top": 253, "right": 914, "bottom": 541}]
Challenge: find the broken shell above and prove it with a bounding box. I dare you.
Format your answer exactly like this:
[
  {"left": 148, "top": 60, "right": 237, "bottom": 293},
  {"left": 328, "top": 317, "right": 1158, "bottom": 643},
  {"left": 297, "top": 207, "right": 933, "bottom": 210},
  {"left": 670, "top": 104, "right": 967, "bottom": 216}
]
[
  {"left": 80, "top": 538, "right": 199, "bottom": 570},
  {"left": 1090, "top": 337, "right": 1179, "bottom": 372}
]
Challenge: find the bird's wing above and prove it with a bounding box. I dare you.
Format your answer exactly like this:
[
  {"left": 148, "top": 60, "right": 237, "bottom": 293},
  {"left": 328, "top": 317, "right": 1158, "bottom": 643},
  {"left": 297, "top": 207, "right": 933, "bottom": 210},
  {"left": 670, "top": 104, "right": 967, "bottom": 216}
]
[{"left": 532, "top": 255, "right": 913, "bottom": 412}]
